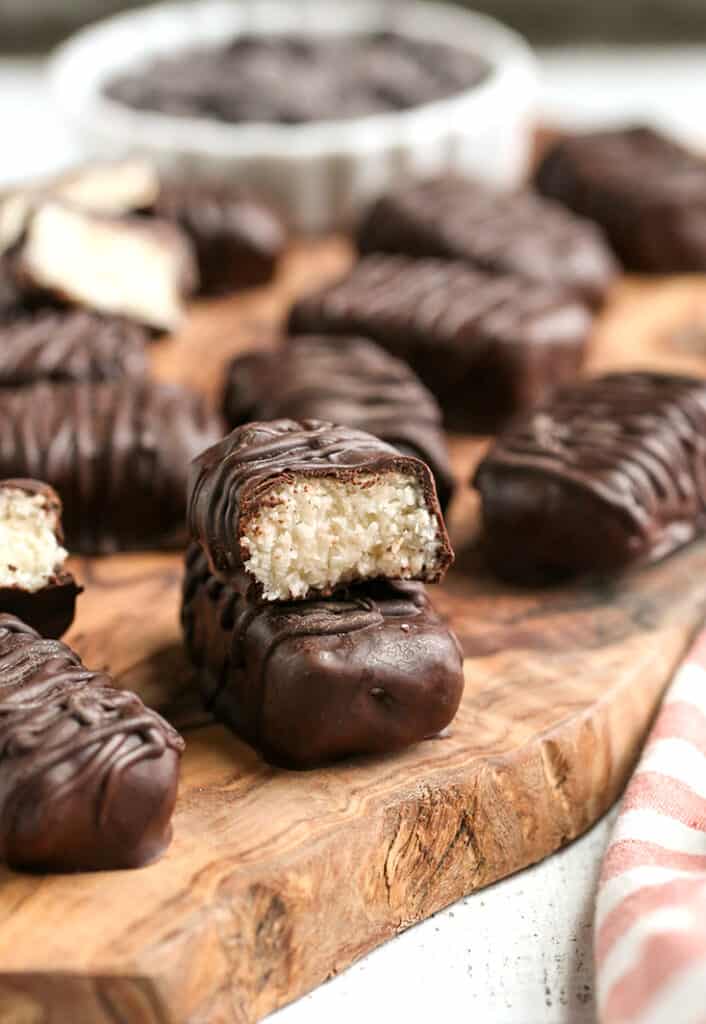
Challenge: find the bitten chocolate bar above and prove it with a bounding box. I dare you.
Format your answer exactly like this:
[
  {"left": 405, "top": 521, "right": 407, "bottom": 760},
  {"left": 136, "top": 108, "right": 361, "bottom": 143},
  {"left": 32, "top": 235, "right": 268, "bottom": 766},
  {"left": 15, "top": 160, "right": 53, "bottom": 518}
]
[
  {"left": 14, "top": 201, "right": 197, "bottom": 331},
  {"left": 0, "top": 380, "right": 222, "bottom": 554},
  {"left": 474, "top": 372, "right": 706, "bottom": 582},
  {"left": 221, "top": 335, "right": 455, "bottom": 510},
  {"left": 155, "top": 183, "right": 286, "bottom": 295},
  {"left": 357, "top": 176, "right": 618, "bottom": 306},
  {"left": 535, "top": 126, "right": 706, "bottom": 273},
  {"left": 0, "top": 479, "right": 81, "bottom": 638},
  {"left": 0, "top": 307, "right": 148, "bottom": 387},
  {"left": 181, "top": 544, "right": 463, "bottom": 769},
  {"left": 288, "top": 255, "right": 593, "bottom": 431},
  {"left": 0, "top": 614, "right": 183, "bottom": 872},
  {"left": 188, "top": 418, "right": 453, "bottom": 602}
]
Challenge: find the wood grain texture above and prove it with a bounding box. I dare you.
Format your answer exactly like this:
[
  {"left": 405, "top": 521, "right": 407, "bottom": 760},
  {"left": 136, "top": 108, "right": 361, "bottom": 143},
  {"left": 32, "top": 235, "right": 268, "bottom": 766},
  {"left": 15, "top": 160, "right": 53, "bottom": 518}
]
[{"left": 2, "top": 241, "right": 706, "bottom": 1024}]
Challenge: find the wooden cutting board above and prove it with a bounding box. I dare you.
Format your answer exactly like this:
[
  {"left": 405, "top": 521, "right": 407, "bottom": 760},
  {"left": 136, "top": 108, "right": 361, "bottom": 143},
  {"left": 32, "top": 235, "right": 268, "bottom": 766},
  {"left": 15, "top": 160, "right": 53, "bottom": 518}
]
[{"left": 2, "top": 240, "right": 706, "bottom": 1024}]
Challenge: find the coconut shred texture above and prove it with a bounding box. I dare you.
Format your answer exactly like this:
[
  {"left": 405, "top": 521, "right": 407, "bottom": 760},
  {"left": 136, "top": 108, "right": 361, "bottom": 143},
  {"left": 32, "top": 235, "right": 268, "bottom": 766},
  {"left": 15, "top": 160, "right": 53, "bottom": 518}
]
[
  {"left": 0, "top": 486, "right": 68, "bottom": 592},
  {"left": 188, "top": 419, "right": 454, "bottom": 602}
]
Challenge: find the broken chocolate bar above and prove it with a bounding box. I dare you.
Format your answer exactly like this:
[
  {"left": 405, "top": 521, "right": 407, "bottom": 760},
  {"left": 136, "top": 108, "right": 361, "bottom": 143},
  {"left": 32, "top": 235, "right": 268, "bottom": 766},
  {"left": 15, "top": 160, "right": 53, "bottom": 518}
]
[
  {"left": 0, "top": 307, "right": 148, "bottom": 386},
  {"left": 0, "top": 380, "right": 222, "bottom": 554},
  {"left": 0, "top": 160, "right": 160, "bottom": 256},
  {"left": 188, "top": 418, "right": 453, "bottom": 601},
  {"left": 221, "top": 335, "right": 455, "bottom": 510},
  {"left": 154, "top": 182, "right": 285, "bottom": 295},
  {"left": 16, "top": 201, "right": 197, "bottom": 331},
  {"left": 357, "top": 175, "right": 618, "bottom": 306},
  {"left": 181, "top": 543, "right": 464, "bottom": 769},
  {"left": 289, "top": 255, "right": 593, "bottom": 431},
  {"left": 474, "top": 372, "right": 706, "bottom": 582},
  {"left": 0, "top": 614, "right": 184, "bottom": 871},
  {"left": 0, "top": 479, "right": 81, "bottom": 638},
  {"left": 535, "top": 126, "right": 706, "bottom": 273}
]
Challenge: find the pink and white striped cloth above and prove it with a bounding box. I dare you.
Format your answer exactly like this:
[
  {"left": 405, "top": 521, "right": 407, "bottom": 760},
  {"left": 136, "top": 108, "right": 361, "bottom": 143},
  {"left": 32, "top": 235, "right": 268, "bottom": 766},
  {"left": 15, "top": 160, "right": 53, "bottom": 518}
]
[{"left": 596, "top": 631, "right": 706, "bottom": 1024}]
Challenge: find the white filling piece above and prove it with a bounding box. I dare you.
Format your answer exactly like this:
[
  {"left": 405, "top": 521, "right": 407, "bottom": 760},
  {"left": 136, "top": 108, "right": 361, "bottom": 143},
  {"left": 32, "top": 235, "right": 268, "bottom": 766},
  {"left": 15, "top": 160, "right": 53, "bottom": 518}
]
[
  {"left": 242, "top": 472, "right": 441, "bottom": 601},
  {"left": 0, "top": 489, "right": 67, "bottom": 592},
  {"left": 54, "top": 160, "right": 160, "bottom": 214},
  {"left": 21, "top": 201, "right": 186, "bottom": 330}
]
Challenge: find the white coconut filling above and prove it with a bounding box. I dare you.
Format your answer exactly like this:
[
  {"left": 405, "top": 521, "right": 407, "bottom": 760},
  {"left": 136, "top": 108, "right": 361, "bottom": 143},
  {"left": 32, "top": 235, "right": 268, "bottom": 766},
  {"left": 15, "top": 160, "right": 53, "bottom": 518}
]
[
  {"left": 242, "top": 472, "right": 441, "bottom": 601},
  {"left": 0, "top": 489, "right": 67, "bottom": 592},
  {"left": 21, "top": 201, "right": 186, "bottom": 330}
]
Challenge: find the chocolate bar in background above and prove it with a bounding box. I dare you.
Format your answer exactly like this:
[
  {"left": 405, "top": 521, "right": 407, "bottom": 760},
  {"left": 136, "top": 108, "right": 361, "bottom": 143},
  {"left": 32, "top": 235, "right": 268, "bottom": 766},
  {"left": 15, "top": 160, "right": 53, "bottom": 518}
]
[
  {"left": 181, "top": 544, "right": 464, "bottom": 770},
  {"left": 0, "top": 307, "right": 148, "bottom": 387},
  {"left": 154, "top": 183, "right": 286, "bottom": 295},
  {"left": 0, "top": 480, "right": 81, "bottom": 638},
  {"left": 474, "top": 372, "right": 706, "bottom": 583},
  {"left": 188, "top": 418, "right": 453, "bottom": 602},
  {"left": 288, "top": 255, "right": 593, "bottom": 432},
  {"left": 356, "top": 176, "right": 618, "bottom": 306},
  {"left": 14, "top": 201, "right": 197, "bottom": 331},
  {"left": 0, "top": 614, "right": 184, "bottom": 872},
  {"left": 221, "top": 336, "right": 455, "bottom": 511},
  {"left": 0, "top": 380, "right": 222, "bottom": 554},
  {"left": 535, "top": 126, "right": 706, "bottom": 273}
]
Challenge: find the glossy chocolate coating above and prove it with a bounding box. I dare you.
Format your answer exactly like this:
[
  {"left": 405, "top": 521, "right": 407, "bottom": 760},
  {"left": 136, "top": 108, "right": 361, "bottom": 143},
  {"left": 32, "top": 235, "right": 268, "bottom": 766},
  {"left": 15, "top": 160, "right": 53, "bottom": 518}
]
[
  {"left": 154, "top": 183, "right": 285, "bottom": 295},
  {"left": 104, "top": 32, "right": 489, "bottom": 124},
  {"left": 0, "top": 380, "right": 223, "bottom": 554},
  {"left": 0, "top": 614, "right": 184, "bottom": 871},
  {"left": 0, "top": 306, "right": 148, "bottom": 386},
  {"left": 535, "top": 126, "right": 706, "bottom": 273},
  {"left": 289, "top": 255, "right": 593, "bottom": 432},
  {"left": 0, "top": 479, "right": 81, "bottom": 638},
  {"left": 188, "top": 418, "right": 453, "bottom": 595},
  {"left": 221, "top": 336, "right": 455, "bottom": 510},
  {"left": 474, "top": 372, "right": 706, "bottom": 582},
  {"left": 357, "top": 176, "right": 618, "bottom": 306},
  {"left": 181, "top": 544, "right": 463, "bottom": 769}
]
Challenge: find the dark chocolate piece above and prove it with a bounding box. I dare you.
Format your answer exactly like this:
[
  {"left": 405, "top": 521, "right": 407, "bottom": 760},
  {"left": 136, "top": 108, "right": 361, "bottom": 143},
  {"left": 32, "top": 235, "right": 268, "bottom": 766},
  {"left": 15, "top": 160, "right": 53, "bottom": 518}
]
[
  {"left": 104, "top": 32, "right": 489, "bottom": 124},
  {"left": 221, "top": 336, "right": 455, "bottom": 510},
  {"left": 154, "top": 183, "right": 285, "bottom": 295},
  {"left": 0, "top": 479, "right": 81, "bottom": 638},
  {"left": 357, "top": 175, "right": 618, "bottom": 306},
  {"left": 16, "top": 201, "right": 197, "bottom": 331},
  {"left": 181, "top": 543, "right": 463, "bottom": 769},
  {"left": 0, "top": 307, "right": 148, "bottom": 387},
  {"left": 0, "top": 380, "right": 222, "bottom": 554},
  {"left": 0, "top": 614, "right": 183, "bottom": 871},
  {"left": 289, "top": 255, "right": 593, "bottom": 432},
  {"left": 535, "top": 126, "right": 706, "bottom": 273},
  {"left": 473, "top": 372, "right": 706, "bottom": 583},
  {"left": 188, "top": 418, "right": 453, "bottom": 601}
]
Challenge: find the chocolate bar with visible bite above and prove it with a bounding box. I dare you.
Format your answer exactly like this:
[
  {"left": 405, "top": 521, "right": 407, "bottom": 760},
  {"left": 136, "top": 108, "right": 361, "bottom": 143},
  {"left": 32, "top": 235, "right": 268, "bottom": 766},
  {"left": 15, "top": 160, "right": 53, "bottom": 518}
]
[
  {"left": 14, "top": 200, "right": 197, "bottom": 331},
  {"left": 181, "top": 543, "right": 463, "bottom": 769},
  {"left": 473, "top": 372, "right": 706, "bottom": 583},
  {"left": 0, "top": 307, "right": 148, "bottom": 386},
  {"left": 221, "top": 336, "right": 455, "bottom": 510},
  {"left": 0, "top": 479, "right": 81, "bottom": 638},
  {"left": 0, "top": 380, "right": 222, "bottom": 554},
  {"left": 357, "top": 175, "right": 618, "bottom": 306},
  {"left": 154, "top": 183, "right": 286, "bottom": 295},
  {"left": 188, "top": 418, "right": 453, "bottom": 601},
  {"left": 0, "top": 614, "right": 184, "bottom": 871},
  {"left": 535, "top": 126, "right": 706, "bottom": 273},
  {"left": 289, "top": 254, "right": 593, "bottom": 431}
]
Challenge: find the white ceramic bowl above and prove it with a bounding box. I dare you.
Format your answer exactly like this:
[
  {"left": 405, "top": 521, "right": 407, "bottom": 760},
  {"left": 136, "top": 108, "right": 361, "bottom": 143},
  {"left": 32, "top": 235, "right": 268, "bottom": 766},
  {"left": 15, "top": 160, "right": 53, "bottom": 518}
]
[{"left": 48, "top": 0, "right": 540, "bottom": 232}]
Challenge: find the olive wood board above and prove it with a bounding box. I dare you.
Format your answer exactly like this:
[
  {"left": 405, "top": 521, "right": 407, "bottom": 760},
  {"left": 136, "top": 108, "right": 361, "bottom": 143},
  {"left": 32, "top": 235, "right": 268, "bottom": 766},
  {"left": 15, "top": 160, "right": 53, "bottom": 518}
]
[{"left": 2, "top": 239, "right": 706, "bottom": 1024}]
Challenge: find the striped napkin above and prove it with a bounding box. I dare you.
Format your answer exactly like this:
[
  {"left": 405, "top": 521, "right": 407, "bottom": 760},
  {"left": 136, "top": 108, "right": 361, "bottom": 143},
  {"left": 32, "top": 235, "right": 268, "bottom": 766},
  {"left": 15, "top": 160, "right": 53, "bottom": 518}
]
[{"left": 596, "top": 631, "right": 706, "bottom": 1024}]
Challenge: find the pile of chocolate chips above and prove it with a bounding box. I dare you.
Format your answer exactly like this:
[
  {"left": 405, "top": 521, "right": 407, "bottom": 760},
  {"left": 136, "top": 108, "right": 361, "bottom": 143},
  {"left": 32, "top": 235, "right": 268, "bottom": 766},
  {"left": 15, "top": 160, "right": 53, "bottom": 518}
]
[{"left": 104, "top": 31, "right": 490, "bottom": 124}]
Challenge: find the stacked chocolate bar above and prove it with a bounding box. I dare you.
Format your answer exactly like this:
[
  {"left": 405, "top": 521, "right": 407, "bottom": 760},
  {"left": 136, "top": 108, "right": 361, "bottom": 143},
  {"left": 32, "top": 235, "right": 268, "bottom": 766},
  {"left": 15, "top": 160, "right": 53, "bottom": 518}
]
[{"left": 182, "top": 418, "right": 464, "bottom": 769}]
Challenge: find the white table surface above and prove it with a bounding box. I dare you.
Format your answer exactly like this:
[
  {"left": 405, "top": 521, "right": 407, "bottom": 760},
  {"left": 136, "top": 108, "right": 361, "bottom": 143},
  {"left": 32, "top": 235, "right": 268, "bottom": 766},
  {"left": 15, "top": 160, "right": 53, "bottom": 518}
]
[{"left": 2, "top": 45, "right": 702, "bottom": 1024}]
